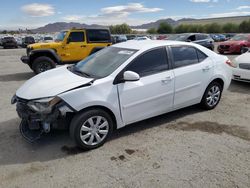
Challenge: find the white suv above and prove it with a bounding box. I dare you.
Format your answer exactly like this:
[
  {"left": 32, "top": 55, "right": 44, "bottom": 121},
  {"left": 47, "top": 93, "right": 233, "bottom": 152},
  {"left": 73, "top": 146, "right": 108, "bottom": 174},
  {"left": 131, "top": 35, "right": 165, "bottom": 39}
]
[{"left": 12, "top": 40, "right": 233, "bottom": 150}]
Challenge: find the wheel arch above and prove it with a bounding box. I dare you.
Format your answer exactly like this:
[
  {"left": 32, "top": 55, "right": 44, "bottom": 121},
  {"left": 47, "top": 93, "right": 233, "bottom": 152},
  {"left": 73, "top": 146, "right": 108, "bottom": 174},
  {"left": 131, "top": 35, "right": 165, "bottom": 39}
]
[
  {"left": 209, "top": 78, "right": 224, "bottom": 91},
  {"left": 77, "top": 105, "right": 118, "bottom": 130},
  {"left": 29, "top": 49, "right": 60, "bottom": 66}
]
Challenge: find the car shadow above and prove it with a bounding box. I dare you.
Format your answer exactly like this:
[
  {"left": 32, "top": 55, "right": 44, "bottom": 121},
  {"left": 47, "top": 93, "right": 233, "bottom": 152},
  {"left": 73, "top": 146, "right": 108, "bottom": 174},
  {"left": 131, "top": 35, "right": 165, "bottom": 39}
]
[
  {"left": 0, "top": 105, "right": 203, "bottom": 165},
  {"left": 228, "top": 80, "right": 250, "bottom": 94},
  {"left": 0, "top": 72, "right": 34, "bottom": 82}
]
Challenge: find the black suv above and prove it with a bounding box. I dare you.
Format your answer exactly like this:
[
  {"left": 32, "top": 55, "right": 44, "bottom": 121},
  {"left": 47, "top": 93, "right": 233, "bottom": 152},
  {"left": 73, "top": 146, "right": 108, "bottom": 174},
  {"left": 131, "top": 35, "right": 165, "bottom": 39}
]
[
  {"left": 21, "top": 36, "right": 35, "bottom": 48},
  {"left": 167, "top": 33, "right": 214, "bottom": 51},
  {"left": 1, "top": 37, "right": 18, "bottom": 49}
]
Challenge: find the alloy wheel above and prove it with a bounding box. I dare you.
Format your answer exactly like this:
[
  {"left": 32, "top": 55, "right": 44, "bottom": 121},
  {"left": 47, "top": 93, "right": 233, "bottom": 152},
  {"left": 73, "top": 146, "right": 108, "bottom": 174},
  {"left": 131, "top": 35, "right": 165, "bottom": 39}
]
[
  {"left": 206, "top": 85, "right": 221, "bottom": 107},
  {"left": 80, "top": 116, "right": 109, "bottom": 146}
]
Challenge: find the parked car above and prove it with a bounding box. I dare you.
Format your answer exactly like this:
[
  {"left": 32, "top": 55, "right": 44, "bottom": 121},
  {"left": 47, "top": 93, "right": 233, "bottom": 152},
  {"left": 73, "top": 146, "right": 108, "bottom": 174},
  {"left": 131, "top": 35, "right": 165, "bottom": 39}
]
[
  {"left": 111, "top": 35, "right": 127, "bottom": 44},
  {"left": 21, "top": 28, "right": 112, "bottom": 74},
  {"left": 217, "top": 34, "right": 250, "bottom": 54},
  {"left": 225, "top": 33, "right": 236, "bottom": 40},
  {"left": 1, "top": 36, "right": 18, "bottom": 49},
  {"left": 126, "top": 35, "right": 136, "bottom": 40},
  {"left": 40, "top": 36, "right": 54, "bottom": 43},
  {"left": 232, "top": 48, "right": 250, "bottom": 82},
  {"left": 210, "top": 34, "right": 226, "bottom": 42},
  {"left": 12, "top": 40, "right": 232, "bottom": 150},
  {"left": 15, "top": 37, "right": 22, "bottom": 47},
  {"left": 21, "top": 36, "right": 35, "bottom": 48},
  {"left": 134, "top": 36, "right": 151, "bottom": 40},
  {"left": 167, "top": 33, "right": 214, "bottom": 51}
]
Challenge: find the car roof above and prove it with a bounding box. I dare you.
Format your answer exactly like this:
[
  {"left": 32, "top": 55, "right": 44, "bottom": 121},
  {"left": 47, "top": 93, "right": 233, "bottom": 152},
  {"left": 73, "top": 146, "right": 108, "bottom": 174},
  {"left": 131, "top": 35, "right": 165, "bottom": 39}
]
[{"left": 112, "top": 40, "right": 198, "bottom": 51}]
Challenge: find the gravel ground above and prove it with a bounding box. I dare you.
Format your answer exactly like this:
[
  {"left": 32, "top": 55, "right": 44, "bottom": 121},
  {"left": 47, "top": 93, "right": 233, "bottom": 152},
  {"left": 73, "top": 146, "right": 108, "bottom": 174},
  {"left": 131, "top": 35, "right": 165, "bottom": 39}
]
[{"left": 0, "top": 48, "right": 249, "bottom": 188}]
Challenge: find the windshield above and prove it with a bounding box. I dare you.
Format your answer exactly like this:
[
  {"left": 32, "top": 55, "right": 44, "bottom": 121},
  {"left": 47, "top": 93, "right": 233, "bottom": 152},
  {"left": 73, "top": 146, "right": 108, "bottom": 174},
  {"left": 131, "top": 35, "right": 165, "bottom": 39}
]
[
  {"left": 55, "top": 31, "right": 67, "bottom": 41},
  {"left": 230, "top": 35, "right": 248, "bottom": 41},
  {"left": 72, "top": 47, "right": 137, "bottom": 78},
  {"left": 167, "top": 34, "right": 187, "bottom": 41}
]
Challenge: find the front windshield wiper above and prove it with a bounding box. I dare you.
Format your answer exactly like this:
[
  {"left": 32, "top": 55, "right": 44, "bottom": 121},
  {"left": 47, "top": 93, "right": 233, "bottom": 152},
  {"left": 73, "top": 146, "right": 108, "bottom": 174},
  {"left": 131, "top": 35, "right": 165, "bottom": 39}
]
[{"left": 70, "top": 65, "right": 93, "bottom": 78}]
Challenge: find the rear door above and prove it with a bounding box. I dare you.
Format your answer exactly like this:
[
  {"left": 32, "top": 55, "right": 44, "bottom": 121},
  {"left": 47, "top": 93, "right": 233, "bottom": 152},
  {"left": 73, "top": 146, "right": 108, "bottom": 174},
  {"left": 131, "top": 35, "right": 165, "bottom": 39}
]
[
  {"left": 117, "top": 47, "right": 174, "bottom": 125},
  {"left": 170, "top": 45, "right": 214, "bottom": 109}
]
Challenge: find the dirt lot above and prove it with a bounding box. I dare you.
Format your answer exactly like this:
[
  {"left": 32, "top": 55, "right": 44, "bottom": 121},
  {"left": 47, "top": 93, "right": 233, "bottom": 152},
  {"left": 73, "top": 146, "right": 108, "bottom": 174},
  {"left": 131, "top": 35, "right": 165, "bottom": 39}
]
[{"left": 0, "top": 48, "right": 249, "bottom": 188}]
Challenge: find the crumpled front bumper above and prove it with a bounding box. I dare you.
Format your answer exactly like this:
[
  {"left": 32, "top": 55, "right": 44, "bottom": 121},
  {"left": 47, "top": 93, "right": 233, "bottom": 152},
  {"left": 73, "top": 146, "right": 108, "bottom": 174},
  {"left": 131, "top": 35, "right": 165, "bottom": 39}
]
[{"left": 13, "top": 96, "right": 74, "bottom": 142}]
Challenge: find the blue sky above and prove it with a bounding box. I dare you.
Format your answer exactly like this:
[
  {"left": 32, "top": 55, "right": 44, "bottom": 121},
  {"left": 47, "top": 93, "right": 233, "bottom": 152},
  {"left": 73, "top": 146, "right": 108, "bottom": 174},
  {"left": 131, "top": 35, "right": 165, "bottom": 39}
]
[{"left": 0, "top": 0, "right": 250, "bottom": 29}]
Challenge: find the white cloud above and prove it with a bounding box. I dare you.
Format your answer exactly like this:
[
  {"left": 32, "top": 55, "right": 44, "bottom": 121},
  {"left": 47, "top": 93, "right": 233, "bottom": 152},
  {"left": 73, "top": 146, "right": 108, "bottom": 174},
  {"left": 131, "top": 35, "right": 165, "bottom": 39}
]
[
  {"left": 190, "top": 0, "right": 210, "bottom": 3},
  {"left": 62, "top": 3, "right": 162, "bottom": 25},
  {"left": 208, "top": 11, "right": 250, "bottom": 18},
  {"left": 21, "top": 3, "right": 55, "bottom": 17},
  {"left": 236, "top": 6, "right": 250, "bottom": 10},
  {"left": 101, "top": 3, "right": 163, "bottom": 15},
  {"left": 63, "top": 15, "right": 84, "bottom": 22},
  {"left": 190, "top": 0, "right": 218, "bottom": 2}
]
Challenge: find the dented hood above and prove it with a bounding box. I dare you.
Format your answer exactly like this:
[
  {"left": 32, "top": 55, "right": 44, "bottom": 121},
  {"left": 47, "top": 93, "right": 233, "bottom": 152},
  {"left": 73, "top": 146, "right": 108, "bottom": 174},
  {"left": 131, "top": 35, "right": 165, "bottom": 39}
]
[{"left": 16, "top": 66, "right": 93, "bottom": 100}]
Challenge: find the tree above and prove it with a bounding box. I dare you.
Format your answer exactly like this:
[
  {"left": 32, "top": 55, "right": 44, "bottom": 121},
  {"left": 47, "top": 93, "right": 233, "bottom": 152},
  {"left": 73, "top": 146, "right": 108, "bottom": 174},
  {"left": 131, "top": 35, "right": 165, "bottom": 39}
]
[
  {"left": 222, "top": 23, "right": 239, "bottom": 33},
  {"left": 157, "top": 22, "right": 173, "bottom": 34},
  {"left": 175, "top": 24, "right": 189, "bottom": 33},
  {"left": 109, "top": 23, "right": 132, "bottom": 34},
  {"left": 204, "top": 23, "right": 222, "bottom": 33},
  {"left": 147, "top": 28, "right": 157, "bottom": 34},
  {"left": 239, "top": 19, "right": 250, "bottom": 33}
]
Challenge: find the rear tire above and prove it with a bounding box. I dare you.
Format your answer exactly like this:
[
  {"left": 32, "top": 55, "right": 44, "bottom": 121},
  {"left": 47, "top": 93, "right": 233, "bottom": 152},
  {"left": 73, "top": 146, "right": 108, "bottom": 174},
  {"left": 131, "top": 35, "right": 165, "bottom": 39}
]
[
  {"left": 200, "top": 82, "right": 223, "bottom": 110},
  {"left": 32, "top": 56, "right": 56, "bottom": 74},
  {"left": 70, "top": 109, "right": 114, "bottom": 150}
]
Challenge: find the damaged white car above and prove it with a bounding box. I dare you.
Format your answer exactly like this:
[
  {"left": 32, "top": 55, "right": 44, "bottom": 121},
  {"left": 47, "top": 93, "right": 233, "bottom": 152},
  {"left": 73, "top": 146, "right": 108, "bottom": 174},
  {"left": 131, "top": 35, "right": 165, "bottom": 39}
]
[{"left": 12, "top": 40, "right": 232, "bottom": 150}]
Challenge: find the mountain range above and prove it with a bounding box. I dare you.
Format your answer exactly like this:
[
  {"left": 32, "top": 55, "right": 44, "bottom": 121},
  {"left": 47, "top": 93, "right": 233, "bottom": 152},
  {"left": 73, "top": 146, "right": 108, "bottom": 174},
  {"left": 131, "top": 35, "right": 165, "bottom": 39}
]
[{"left": 32, "top": 16, "right": 250, "bottom": 33}]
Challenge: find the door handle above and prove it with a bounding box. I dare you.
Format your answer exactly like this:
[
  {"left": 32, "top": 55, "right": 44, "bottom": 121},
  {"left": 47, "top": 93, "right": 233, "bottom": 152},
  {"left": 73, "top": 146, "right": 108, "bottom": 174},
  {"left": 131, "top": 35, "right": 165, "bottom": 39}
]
[
  {"left": 161, "top": 76, "right": 172, "bottom": 83},
  {"left": 81, "top": 45, "right": 86, "bottom": 48},
  {"left": 202, "top": 66, "right": 211, "bottom": 71}
]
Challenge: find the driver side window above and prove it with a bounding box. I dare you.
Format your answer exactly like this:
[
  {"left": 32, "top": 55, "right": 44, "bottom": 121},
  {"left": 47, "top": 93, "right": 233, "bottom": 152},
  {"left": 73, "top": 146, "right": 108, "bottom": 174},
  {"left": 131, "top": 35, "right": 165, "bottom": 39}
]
[
  {"left": 126, "top": 47, "right": 169, "bottom": 77},
  {"left": 68, "top": 32, "right": 85, "bottom": 42}
]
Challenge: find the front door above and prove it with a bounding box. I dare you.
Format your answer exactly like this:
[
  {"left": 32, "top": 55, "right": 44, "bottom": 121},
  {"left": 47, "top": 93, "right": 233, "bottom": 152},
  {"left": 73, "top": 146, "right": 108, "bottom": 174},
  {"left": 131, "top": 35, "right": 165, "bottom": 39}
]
[
  {"left": 117, "top": 47, "right": 174, "bottom": 125},
  {"left": 61, "top": 31, "right": 88, "bottom": 62}
]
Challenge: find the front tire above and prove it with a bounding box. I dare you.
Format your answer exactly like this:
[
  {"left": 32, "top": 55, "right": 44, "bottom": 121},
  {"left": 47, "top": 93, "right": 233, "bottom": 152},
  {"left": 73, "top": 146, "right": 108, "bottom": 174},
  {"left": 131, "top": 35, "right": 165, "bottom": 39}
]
[
  {"left": 32, "top": 56, "right": 56, "bottom": 74},
  {"left": 70, "top": 109, "right": 114, "bottom": 150},
  {"left": 200, "top": 82, "right": 222, "bottom": 110}
]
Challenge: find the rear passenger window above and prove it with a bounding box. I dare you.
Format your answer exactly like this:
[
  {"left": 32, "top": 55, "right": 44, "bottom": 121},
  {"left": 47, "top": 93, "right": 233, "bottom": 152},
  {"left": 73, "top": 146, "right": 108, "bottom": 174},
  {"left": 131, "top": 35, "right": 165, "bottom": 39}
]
[
  {"left": 68, "top": 32, "right": 85, "bottom": 42},
  {"left": 171, "top": 46, "right": 208, "bottom": 68},
  {"left": 87, "top": 30, "right": 111, "bottom": 43},
  {"left": 171, "top": 46, "right": 198, "bottom": 68},
  {"left": 197, "top": 50, "right": 208, "bottom": 62},
  {"left": 126, "top": 48, "right": 168, "bottom": 77}
]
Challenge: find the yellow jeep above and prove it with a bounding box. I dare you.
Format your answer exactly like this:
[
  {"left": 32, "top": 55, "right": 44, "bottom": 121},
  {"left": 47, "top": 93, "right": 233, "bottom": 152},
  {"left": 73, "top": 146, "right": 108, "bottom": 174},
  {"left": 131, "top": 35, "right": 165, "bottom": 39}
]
[{"left": 21, "top": 28, "right": 112, "bottom": 74}]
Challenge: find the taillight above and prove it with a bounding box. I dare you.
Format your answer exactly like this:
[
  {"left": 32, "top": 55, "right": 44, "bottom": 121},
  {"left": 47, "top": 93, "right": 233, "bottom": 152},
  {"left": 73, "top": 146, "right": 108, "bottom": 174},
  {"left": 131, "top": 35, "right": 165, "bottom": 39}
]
[{"left": 225, "top": 59, "right": 236, "bottom": 68}]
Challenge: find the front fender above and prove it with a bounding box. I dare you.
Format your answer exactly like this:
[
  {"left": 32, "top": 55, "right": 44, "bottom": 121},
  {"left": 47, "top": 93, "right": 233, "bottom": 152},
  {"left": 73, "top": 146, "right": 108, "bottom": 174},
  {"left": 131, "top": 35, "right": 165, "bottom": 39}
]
[{"left": 30, "top": 49, "right": 61, "bottom": 63}]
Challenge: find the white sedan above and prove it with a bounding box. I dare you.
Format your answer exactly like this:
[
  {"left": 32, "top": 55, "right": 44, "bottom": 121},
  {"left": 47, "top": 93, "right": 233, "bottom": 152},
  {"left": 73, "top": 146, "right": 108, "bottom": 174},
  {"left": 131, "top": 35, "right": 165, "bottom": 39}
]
[
  {"left": 232, "top": 49, "right": 250, "bottom": 82},
  {"left": 12, "top": 40, "right": 232, "bottom": 150}
]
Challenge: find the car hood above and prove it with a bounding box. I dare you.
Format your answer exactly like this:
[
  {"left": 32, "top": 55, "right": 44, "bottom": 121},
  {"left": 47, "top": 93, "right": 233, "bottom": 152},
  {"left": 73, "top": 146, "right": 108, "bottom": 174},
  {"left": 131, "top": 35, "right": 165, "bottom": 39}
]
[
  {"left": 219, "top": 41, "right": 244, "bottom": 46},
  {"left": 235, "top": 52, "right": 250, "bottom": 64},
  {"left": 16, "top": 66, "right": 93, "bottom": 100},
  {"left": 29, "top": 42, "right": 62, "bottom": 49}
]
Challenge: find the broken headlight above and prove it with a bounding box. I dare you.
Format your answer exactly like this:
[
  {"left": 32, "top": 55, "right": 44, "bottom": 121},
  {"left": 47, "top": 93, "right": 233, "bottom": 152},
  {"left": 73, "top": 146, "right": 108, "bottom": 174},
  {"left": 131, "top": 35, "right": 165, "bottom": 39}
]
[{"left": 27, "top": 97, "right": 61, "bottom": 113}]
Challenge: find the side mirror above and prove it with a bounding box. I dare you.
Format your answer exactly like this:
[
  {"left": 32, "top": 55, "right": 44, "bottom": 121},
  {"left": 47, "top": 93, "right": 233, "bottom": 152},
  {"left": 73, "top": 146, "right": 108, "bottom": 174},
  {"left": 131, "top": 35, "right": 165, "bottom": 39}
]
[
  {"left": 186, "top": 39, "right": 191, "bottom": 42},
  {"left": 123, "top": 71, "right": 140, "bottom": 82}
]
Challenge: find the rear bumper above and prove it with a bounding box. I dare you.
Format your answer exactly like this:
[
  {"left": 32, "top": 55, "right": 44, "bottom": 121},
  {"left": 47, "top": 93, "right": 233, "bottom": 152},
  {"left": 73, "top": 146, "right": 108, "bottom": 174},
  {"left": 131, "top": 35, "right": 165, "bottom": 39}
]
[
  {"left": 21, "top": 56, "right": 30, "bottom": 64},
  {"left": 232, "top": 68, "right": 250, "bottom": 82}
]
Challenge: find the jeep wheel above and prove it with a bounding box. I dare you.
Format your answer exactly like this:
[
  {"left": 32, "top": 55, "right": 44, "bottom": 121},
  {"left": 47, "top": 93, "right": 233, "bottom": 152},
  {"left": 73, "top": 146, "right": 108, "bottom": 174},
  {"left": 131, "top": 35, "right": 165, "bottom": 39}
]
[{"left": 32, "top": 56, "right": 56, "bottom": 74}]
